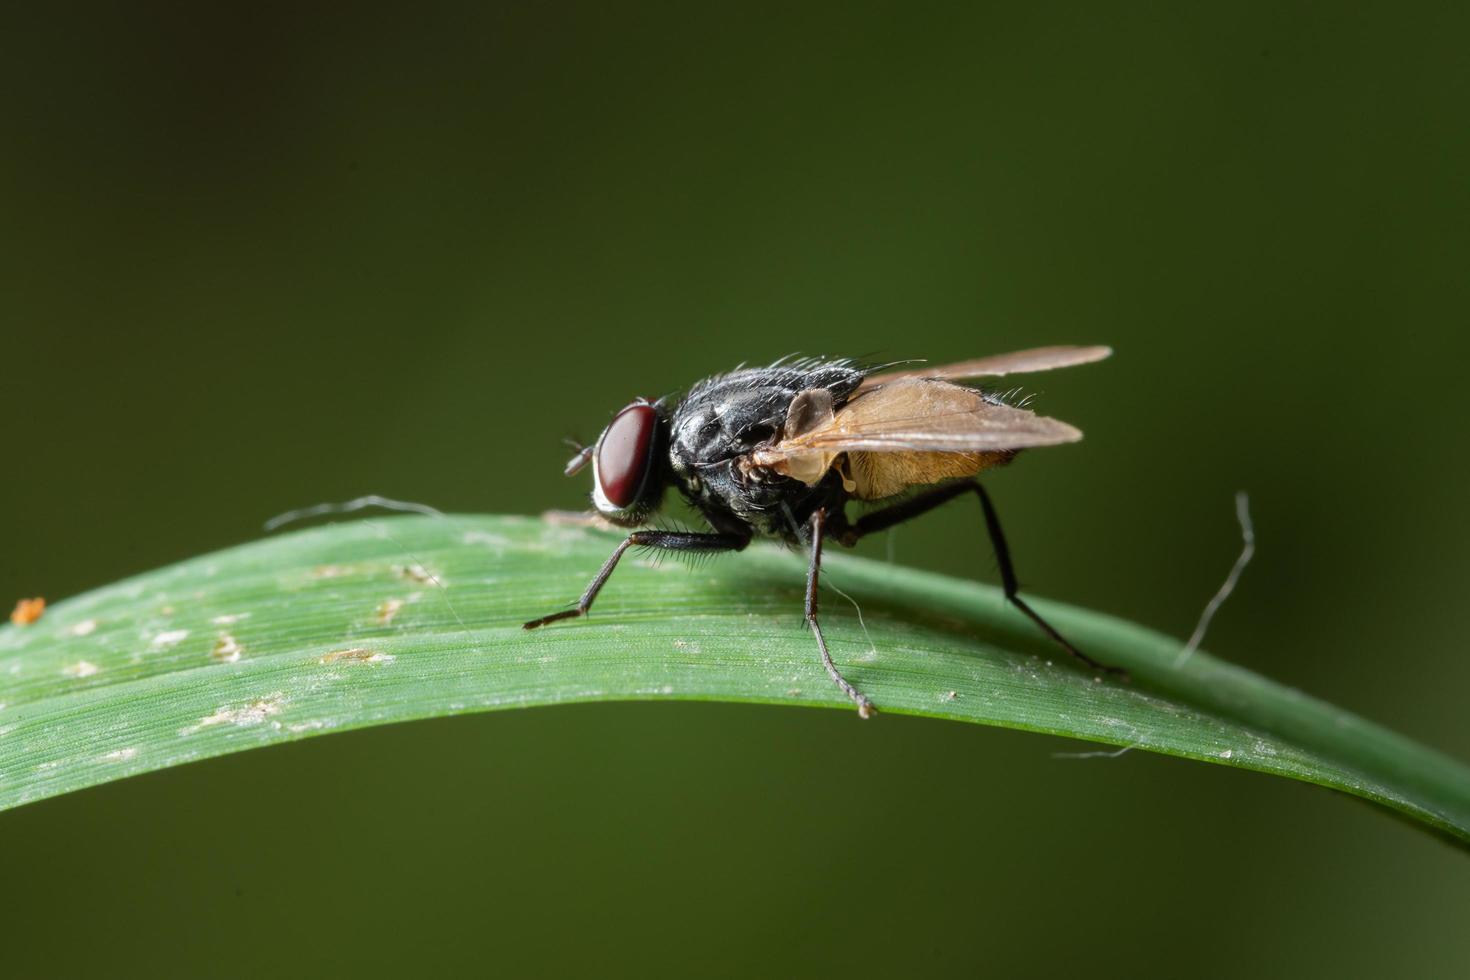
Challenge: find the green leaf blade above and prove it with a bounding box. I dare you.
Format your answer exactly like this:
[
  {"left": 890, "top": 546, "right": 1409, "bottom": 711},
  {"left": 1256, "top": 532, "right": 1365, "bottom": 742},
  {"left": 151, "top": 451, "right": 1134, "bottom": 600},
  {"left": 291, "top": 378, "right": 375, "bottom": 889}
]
[{"left": 2, "top": 514, "right": 1467, "bottom": 846}]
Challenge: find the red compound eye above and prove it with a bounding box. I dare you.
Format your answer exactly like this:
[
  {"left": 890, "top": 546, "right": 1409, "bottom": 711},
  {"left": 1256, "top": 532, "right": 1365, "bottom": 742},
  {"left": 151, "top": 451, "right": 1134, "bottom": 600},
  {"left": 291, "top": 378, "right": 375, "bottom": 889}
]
[{"left": 595, "top": 403, "right": 657, "bottom": 508}]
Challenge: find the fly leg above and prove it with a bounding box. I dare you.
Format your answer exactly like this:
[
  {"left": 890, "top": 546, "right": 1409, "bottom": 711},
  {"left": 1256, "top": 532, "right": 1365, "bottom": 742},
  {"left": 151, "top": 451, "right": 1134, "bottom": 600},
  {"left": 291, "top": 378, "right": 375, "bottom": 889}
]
[
  {"left": 523, "top": 530, "right": 750, "bottom": 629},
  {"left": 807, "top": 508, "right": 878, "bottom": 718},
  {"left": 843, "top": 481, "right": 1126, "bottom": 678}
]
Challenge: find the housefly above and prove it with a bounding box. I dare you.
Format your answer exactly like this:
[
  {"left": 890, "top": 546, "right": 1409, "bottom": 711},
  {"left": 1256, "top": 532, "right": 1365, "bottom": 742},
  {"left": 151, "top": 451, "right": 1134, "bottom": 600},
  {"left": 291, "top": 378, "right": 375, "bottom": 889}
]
[{"left": 524, "top": 346, "right": 1122, "bottom": 718}]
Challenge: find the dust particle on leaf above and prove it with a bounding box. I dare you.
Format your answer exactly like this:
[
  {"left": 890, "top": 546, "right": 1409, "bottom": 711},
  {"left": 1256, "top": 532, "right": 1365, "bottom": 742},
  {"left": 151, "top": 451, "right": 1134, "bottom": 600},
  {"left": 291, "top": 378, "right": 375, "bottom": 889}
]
[
  {"left": 150, "top": 628, "right": 190, "bottom": 649},
  {"left": 320, "top": 648, "right": 395, "bottom": 666},
  {"left": 541, "top": 510, "right": 621, "bottom": 533},
  {"left": 393, "top": 563, "right": 439, "bottom": 585},
  {"left": 212, "top": 634, "right": 243, "bottom": 663},
  {"left": 182, "top": 692, "right": 287, "bottom": 734},
  {"left": 375, "top": 598, "right": 405, "bottom": 625}
]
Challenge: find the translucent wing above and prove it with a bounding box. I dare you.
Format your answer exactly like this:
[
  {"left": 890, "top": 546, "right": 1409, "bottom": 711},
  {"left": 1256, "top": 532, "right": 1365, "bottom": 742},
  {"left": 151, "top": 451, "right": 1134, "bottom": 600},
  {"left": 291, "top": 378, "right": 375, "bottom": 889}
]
[
  {"left": 773, "top": 379, "right": 1082, "bottom": 453},
  {"left": 750, "top": 379, "right": 1084, "bottom": 499},
  {"left": 859, "top": 345, "right": 1111, "bottom": 389}
]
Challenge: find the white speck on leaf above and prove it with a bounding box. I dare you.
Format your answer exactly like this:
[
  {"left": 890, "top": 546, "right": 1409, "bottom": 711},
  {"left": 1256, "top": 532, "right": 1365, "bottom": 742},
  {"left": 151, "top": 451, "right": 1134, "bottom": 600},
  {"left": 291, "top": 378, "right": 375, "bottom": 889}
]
[
  {"left": 211, "top": 613, "right": 250, "bottom": 626},
  {"left": 181, "top": 692, "right": 287, "bottom": 735},
  {"left": 1220, "top": 749, "right": 1234, "bottom": 759},
  {"left": 393, "top": 563, "right": 440, "bottom": 585},
  {"left": 212, "top": 634, "right": 243, "bottom": 663},
  {"left": 375, "top": 598, "right": 405, "bottom": 625},
  {"left": 150, "top": 628, "right": 190, "bottom": 650},
  {"left": 319, "top": 648, "right": 395, "bottom": 666},
  {"left": 68, "top": 619, "right": 98, "bottom": 637},
  {"left": 103, "top": 747, "right": 138, "bottom": 762},
  {"left": 63, "top": 660, "right": 100, "bottom": 679},
  {"left": 462, "top": 530, "right": 510, "bottom": 549}
]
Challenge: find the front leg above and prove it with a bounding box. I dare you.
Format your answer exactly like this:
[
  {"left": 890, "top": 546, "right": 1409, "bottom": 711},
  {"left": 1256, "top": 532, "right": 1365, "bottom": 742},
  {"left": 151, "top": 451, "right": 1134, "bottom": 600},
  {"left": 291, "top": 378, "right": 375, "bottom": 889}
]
[{"left": 523, "top": 530, "right": 750, "bottom": 629}]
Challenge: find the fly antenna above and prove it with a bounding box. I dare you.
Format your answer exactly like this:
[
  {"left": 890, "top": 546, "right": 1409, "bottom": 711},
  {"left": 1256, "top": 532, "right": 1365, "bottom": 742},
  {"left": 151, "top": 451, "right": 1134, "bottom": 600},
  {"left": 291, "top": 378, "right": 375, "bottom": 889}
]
[{"left": 564, "top": 443, "right": 594, "bottom": 476}]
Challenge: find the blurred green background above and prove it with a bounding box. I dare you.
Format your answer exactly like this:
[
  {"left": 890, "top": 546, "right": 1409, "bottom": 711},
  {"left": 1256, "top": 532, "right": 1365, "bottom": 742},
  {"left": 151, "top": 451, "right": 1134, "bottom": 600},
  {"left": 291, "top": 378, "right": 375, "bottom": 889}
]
[{"left": 3, "top": 2, "right": 1468, "bottom": 976}]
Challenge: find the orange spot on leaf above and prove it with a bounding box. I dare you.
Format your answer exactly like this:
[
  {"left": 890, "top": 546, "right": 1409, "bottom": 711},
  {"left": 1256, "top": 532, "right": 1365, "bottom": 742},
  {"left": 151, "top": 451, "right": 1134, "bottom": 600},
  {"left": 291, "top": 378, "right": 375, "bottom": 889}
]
[{"left": 9, "top": 597, "right": 45, "bottom": 626}]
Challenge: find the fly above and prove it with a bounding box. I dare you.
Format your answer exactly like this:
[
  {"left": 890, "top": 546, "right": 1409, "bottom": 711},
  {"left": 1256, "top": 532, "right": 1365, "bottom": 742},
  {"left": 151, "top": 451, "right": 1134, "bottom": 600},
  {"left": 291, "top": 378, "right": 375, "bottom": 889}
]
[{"left": 524, "top": 346, "right": 1124, "bottom": 718}]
